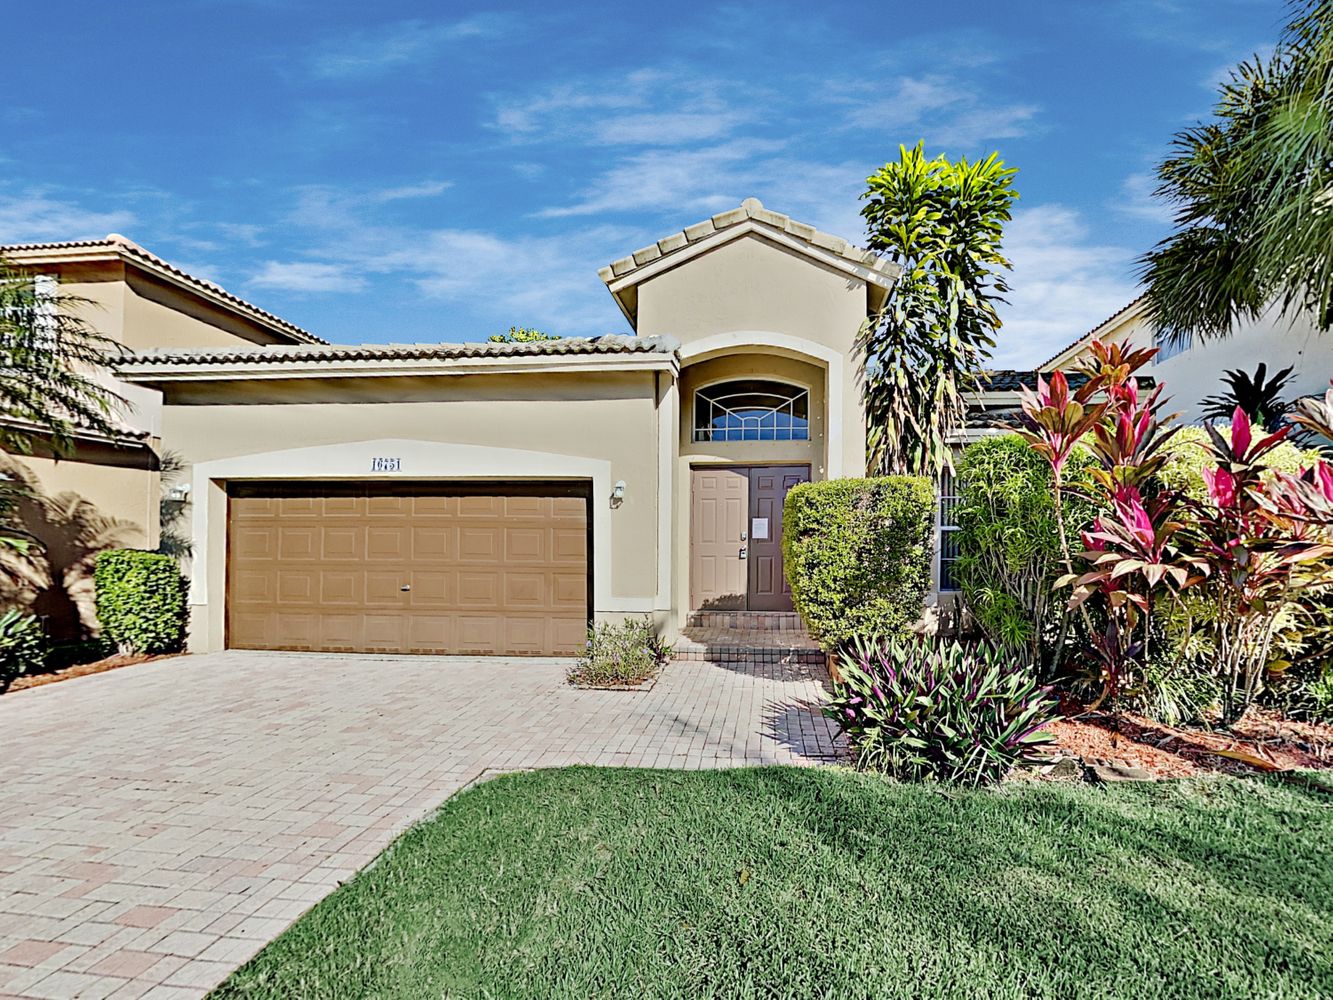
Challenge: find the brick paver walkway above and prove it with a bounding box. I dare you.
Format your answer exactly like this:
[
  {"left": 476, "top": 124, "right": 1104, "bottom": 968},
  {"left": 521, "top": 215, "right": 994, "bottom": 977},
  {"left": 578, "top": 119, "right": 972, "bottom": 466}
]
[{"left": 0, "top": 651, "right": 837, "bottom": 998}]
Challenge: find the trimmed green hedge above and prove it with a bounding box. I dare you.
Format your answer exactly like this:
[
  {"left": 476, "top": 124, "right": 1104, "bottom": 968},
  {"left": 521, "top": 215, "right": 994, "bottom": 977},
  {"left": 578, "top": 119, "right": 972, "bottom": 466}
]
[
  {"left": 782, "top": 476, "right": 934, "bottom": 650},
  {"left": 94, "top": 549, "right": 188, "bottom": 654}
]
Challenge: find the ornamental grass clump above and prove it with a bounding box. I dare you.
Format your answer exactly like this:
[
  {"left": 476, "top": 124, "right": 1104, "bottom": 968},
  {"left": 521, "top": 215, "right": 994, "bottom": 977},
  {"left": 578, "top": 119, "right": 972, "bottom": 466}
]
[
  {"left": 567, "top": 617, "right": 671, "bottom": 688},
  {"left": 826, "top": 638, "right": 1059, "bottom": 785}
]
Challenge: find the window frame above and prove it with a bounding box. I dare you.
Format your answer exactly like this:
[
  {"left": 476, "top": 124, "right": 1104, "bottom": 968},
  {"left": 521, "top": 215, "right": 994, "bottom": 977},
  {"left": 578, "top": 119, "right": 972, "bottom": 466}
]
[
  {"left": 937, "top": 468, "right": 961, "bottom": 593},
  {"left": 691, "top": 377, "right": 812, "bottom": 444}
]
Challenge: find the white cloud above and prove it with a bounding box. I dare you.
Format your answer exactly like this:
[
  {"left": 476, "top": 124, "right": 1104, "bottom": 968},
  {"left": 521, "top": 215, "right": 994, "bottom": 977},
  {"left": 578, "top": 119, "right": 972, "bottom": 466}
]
[
  {"left": 308, "top": 14, "right": 512, "bottom": 78},
  {"left": 1114, "top": 171, "right": 1175, "bottom": 223},
  {"left": 0, "top": 191, "right": 135, "bottom": 243},
  {"left": 842, "top": 76, "right": 1040, "bottom": 149},
  {"left": 991, "top": 204, "right": 1142, "bottom": 368},
  {"left": 536, "top": 140, "right": 786, "bottom": 219},
  {"left": 248, "top": 261, "right": 366, "bottom": 293},
  {"left": 491, "top": 69, "right": 755, "bottom": 147}
]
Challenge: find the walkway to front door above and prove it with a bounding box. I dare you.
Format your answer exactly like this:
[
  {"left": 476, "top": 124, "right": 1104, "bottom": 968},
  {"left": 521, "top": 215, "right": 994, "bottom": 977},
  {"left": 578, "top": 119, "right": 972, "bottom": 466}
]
[{"left": 690, "top": 465, "right": 810, "bottom": 611}]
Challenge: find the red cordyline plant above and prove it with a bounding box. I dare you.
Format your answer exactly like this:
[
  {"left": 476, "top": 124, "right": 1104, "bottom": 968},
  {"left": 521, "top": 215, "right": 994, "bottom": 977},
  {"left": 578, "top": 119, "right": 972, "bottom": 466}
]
[
  {"left": 1193, "top": 409, "right": 1333, "bottom": 720},
  {"left": 1021, "top": 342, "right": 1203, "bottom": 712},
  {"left": 1024, "top": 344, "right": 1333, "bottom": 723}
]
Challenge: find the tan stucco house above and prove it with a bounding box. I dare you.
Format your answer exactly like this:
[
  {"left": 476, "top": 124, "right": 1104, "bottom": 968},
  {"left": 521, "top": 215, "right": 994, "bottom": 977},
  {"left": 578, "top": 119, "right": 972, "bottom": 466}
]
[
  {"left": 53, "top": 198, "right": 897, "bottom": 656},
  {"left": 0, "top": 235, "right": 322, "bottom": 639}
]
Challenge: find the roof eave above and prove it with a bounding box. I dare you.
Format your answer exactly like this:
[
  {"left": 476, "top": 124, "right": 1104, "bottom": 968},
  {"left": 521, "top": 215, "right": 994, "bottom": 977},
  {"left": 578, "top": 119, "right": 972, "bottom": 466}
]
[{"left": 117, "top": 351, "right": 680, "bottom": 384}]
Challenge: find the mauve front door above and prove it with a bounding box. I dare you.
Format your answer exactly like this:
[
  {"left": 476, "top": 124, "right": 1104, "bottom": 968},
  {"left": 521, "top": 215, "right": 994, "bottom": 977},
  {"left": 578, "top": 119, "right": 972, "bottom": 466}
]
[{"left": 746, "top": 466, "right": 809, "bottom": 611}]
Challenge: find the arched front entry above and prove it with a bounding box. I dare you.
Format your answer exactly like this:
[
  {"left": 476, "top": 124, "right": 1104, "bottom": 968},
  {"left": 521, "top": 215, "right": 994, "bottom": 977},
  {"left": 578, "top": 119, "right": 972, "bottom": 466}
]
[{"left": 674, "top": 335, "right": 837, "bottom": 615}]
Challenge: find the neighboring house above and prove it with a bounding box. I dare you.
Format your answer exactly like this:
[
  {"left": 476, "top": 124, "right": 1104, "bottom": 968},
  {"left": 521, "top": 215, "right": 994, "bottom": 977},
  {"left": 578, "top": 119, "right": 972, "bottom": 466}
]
[
  {"left": 1040, "top": 294, "right": 1333, "bottom": 420},
  {"left": 0, "top": 235, "right": 323, "bottom": 639},
  {"left": 109, "top": 198, "right": 900, "bottom": 656}
]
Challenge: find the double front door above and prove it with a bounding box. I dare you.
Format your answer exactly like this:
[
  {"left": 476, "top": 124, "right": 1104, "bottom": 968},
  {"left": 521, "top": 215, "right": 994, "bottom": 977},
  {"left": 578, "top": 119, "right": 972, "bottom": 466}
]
[{"left": 690, "top": 465, "right": 810, "bottom": 611}]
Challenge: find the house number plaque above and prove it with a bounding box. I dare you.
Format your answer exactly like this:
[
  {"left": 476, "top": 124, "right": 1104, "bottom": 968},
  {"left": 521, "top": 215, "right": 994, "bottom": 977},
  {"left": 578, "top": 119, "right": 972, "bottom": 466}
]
[{"left": 370, "top": 457, "right": 402, "bottom": 472}]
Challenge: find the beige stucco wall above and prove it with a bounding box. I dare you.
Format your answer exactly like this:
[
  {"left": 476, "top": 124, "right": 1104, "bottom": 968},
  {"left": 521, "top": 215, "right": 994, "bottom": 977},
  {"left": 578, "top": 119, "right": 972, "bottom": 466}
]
[
  {"left": 0, "top": 444, "right": 159, "bottom": 641},
  {"left": 156, "top": 371, "right": 666, "bottom": 652},
  {"left": 633, "top": 235, "right": 870, "bottom": 481}
]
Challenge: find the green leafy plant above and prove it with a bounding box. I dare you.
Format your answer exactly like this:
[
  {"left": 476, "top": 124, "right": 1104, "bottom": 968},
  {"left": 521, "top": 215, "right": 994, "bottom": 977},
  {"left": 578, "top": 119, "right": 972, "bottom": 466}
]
[
  {"left": 0, "top": 608, "right": 43, "bottom": 692},
  {"left": 93, "top": 550, "right": 188, "bottom": 655},
  {"left": 487, "top": 327, "right": 559, "bottom": 343},
  {"left": 782, "top": 477, "right": 933, "bottom": 650},
  {"left": 954, "top": 435, "right": 1097, "bottom": 675},
  {"left": 858, "top": 143, "right": 1018, "bottom": 475},
  {"left": 826, "top": 638, "right": 1059, "bottom": 785},
  {"left": 567, "top": 617, "right": 671, "bottom": 688},
  {"left": 1199, "top": 364, "right": 1295, "bottom": 432}
]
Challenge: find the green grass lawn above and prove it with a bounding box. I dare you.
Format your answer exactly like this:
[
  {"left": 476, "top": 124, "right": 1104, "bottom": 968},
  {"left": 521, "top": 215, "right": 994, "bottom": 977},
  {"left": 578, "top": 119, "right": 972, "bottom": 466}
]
[{"left": 213, "top": 767, "right": 1332, "bottom": 1000}]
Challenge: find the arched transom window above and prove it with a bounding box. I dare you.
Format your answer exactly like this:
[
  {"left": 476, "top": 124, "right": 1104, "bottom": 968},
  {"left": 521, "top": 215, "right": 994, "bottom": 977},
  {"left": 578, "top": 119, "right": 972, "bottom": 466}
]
[{"left": 693, "top": 379, "right": 810, "bottom": 442}]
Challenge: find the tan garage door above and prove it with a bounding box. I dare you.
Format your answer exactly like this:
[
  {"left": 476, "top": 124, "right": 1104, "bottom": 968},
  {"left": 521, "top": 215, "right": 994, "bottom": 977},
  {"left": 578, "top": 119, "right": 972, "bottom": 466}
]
[{"left": 227, "top": 482, "right": 589, "bottom": 655}]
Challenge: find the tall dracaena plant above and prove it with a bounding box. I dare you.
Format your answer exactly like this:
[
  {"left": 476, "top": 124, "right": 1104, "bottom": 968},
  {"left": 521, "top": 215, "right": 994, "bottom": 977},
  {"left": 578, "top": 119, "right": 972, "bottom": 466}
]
[{"left": 858, "top": 143, "right": 1018, "bottom": 475}]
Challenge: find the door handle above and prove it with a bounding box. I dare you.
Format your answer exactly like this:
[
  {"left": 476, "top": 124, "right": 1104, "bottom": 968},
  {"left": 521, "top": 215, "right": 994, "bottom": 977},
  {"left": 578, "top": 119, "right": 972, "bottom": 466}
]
[
  {"left": 739, "top": 546, "right": 747, "bottom": 559},
  {"left": 400, "top": 584, "right": 411, "bottom": 592}
]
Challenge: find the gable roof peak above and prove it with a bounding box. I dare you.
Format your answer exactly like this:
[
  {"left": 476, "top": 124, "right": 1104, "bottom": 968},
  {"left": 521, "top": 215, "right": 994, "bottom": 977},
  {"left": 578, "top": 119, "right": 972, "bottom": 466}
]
[{"left": 599, "top": 199, "right": 900, "bottom": 328}]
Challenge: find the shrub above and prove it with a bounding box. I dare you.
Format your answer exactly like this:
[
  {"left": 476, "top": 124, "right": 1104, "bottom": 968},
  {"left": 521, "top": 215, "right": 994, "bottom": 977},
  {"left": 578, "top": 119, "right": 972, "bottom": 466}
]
[
  {"left": 954, "top": 435, "right": 1097, "bottom": 673},
  {"left": 0, "top": 609, "right": 44, "bottom": 692},
  {"left": 94, "top": 549, "right": 188, "bottom": 654},
  {"left": 567, "top": 617, "right": 671, "bottom": 688},
  {"left": 826, "top": 638, "right": 1058, "bottom": 785},
  {"left": 783, "top": 477, "right": 933, "bottom": 650},
  {"left": 1157, "top": 426, "right": 1317, "bottom": 500}
]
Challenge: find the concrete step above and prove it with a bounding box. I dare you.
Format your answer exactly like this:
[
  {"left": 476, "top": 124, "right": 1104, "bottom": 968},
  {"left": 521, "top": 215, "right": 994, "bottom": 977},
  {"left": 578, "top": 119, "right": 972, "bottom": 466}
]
[
  {"left": 685, "top": 610, "right": 806, "bottom": 631},
  {"left": 673, "top": 624, "right": 825, "bottom": 666}
]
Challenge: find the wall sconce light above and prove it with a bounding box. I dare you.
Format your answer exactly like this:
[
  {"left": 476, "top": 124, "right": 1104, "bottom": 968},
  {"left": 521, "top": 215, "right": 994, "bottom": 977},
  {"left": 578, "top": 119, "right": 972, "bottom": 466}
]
[
  {"left": 611, "top": 480, "right": 627, "bottom": 507},
  {"left": 167, "top": 484, "right": 191, "bottom": 503}
]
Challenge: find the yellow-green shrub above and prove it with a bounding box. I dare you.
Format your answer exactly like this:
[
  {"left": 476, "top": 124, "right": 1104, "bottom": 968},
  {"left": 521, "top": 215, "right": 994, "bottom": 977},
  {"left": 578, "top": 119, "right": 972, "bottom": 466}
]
[
  {"left": 782, "top": 477, "right": 933, "bottom": 650},
  {"left": 94, "top": 550, "right": 188, "bottom": 654}
]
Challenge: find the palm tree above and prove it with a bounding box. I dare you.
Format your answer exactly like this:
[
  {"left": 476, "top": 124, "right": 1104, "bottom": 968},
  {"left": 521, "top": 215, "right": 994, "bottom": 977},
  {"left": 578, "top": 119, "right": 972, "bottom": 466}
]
[
  {"left": 858, "top": 143, "right": 1018, "bottom": 475},
  {"left": 0, "top": 260, "right": 125, "bottom": 551},
  {"left": 0, "top": 261, "right": 125, "bottom": 454},
  {"left": 1140, "top": 1, "right": 1333, "bottom": 346}
]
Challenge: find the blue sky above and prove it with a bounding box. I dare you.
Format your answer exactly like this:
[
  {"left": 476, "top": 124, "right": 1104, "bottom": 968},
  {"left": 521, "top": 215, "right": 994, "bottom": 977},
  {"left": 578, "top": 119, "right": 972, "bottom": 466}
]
[{"left": 0, "top": 0, "right": 1284, "bottom": 366}]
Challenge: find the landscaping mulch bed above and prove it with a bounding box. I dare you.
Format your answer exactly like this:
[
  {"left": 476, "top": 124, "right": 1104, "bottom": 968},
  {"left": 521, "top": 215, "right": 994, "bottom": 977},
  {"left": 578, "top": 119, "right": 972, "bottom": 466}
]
[
  {"left": 7, "top": 652, "right": 181, "bottom": 693},
  {"left": 1048, "top": 708, "right": 1333, "bottom": 778}
]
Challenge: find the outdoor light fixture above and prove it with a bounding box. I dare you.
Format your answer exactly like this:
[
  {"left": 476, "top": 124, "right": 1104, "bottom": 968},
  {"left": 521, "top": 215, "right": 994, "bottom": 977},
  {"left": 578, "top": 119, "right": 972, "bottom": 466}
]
[
  {"left": 612, "top": 480, "right": 627, "bottom": 500},
  {"left": 167, "top": 484, "right": 191, "bottom": 503}
]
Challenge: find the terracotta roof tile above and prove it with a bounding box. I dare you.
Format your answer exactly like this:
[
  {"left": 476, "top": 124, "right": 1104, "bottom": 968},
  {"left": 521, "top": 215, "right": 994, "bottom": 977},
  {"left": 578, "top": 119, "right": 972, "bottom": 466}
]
[
  {"left": 598, "top": 198, "right": 899, "bottom": 288},
  {"left": 121, "top": 333, "right": 678, "bottom": 367},
  {"left": 0, "top": 235, "right": 326, "bottom": 346}
]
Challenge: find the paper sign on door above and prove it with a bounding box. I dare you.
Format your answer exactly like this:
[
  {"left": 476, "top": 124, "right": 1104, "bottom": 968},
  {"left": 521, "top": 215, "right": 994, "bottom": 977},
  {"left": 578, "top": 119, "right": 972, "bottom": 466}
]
[{"left": 751, "top": 517, "right": 770, "bottom": 540}]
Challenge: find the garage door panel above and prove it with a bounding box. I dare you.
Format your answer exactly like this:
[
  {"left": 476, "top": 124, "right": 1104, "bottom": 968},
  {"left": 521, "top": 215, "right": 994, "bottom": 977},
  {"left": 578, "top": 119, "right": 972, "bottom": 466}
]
[
  {"left": 459, "top": 527, "right": 500, "bottom": 560},
  {"left": 323, "top": 496, "right": 362, "bottom": 517},
  {"left": 322, "top": 527, "right": 361, "bottom": 560},
  {"left": 457, "top": 571, "right": 499, "bottom": 606},
  {"left": 365, "top": 572, "right": 406, "bottom": 605},
  {"left": 504, "top": 572, "right": 547, "bottom": 607},
  {"left": 228, "top": 483, "right": 588, "bottom": 655},
  {"left": 277, "top": 570, "right": 316, "bottom": 605},
  {"left": 552, "top": 529, "right": 587, "bottom": 563},
  {"left": 458, "top": 496, "right": 503, "bottom": 518},
  {"left": 278, "top": 528, "right": 317, "bottom": 560},
  {"left": 505, "top": 528, "right": 545, "bottom": 562},
  {"left": 320, "top": 570, "right": 360, "bottom": 605},
  {"left": 412, "top": 495, "right": 456, "bottom": 517},
  {"left": 365, "top": 527, "right": 407, "bottom": 561},
  {"left": 233, "top": 526, "right": 276, "bottom": 560},
  {"left": 412, "top": 526, "right": 454, "bottom": 559},
  {"left": 408, "top": 571, "right": 452, "bottom": 606}
]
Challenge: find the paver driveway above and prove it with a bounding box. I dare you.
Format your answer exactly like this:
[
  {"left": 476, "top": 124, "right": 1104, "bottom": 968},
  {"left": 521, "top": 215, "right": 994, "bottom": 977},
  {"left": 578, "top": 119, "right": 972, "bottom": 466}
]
[{"left": 0, "top": 651, "right": 837, "bottom": 998}]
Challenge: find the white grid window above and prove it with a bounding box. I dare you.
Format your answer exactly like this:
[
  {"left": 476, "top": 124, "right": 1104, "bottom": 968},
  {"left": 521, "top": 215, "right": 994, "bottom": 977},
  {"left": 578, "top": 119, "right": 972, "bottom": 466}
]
[{"left": 938, "top": 469, "right": 961, "bottom": 592}]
